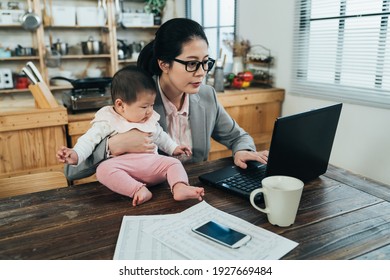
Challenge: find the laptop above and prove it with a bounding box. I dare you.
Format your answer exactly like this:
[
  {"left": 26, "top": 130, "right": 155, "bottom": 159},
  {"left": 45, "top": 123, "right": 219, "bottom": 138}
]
[{"left": 199, "top": 103, "right": 343, "bottom": 200}]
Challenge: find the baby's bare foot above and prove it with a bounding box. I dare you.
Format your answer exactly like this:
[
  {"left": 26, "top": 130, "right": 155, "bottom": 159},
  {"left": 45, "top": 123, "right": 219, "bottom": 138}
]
[
  {"left": 172, "top": 183, "right": 205, "bottom": 201},
  {"left": 132, "top": 186, "right": 152, "bottom": 206}
]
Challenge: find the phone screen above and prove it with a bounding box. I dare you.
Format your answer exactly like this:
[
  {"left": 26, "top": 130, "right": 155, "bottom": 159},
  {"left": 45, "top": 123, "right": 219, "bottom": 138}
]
[{"left": 193, "top": 221, "right": 249, "bottom": 247}]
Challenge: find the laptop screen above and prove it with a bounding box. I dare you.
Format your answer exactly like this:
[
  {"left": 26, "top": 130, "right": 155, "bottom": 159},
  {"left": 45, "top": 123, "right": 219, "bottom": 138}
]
[{"left": 265, "top": 103, "right": 342, "bottom": 182}]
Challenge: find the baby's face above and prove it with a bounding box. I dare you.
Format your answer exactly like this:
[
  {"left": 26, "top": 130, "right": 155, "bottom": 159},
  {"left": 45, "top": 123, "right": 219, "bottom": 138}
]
[{"left": 120, "top": 92, "right": 156, "bottom": 123}]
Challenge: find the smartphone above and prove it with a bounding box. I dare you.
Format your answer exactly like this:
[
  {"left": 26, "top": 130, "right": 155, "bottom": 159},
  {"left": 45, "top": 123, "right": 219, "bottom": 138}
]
[{"left": 192, "top": 220, "right": 251, "bottom": 249}]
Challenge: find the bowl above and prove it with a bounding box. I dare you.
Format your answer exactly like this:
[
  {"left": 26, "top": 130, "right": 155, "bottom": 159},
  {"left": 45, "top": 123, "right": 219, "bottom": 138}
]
[{"left": 86, "top": 68, "right": 102, "bottom": 78}]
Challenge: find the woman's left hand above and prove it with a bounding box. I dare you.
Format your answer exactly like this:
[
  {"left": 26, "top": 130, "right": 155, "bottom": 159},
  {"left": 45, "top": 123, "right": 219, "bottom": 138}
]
[{"left": 234, "top": 150, "right": 269, "bottom": 169}]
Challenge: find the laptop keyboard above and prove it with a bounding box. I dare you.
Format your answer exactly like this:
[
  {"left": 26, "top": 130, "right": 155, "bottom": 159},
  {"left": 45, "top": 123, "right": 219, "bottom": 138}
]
[{"left": 218, "top": 164, "right": 266, "bottom": 197}]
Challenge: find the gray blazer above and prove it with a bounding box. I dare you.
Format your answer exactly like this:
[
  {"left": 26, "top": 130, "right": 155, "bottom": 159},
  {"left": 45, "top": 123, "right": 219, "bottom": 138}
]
[{"left": 64, "top": 82, "right": 255, "bottom": 180}]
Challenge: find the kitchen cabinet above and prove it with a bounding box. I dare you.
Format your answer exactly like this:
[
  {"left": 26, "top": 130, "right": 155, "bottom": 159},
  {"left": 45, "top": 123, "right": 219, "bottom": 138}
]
[
  {"left": 208, "top": 87, "right": 285, "bottom": 160},
  {"left": 66, "top": 87, "right": 285, "bottom": 183},
  {"left": 0, "top": 106, "right": 67, "bottom": 178}
]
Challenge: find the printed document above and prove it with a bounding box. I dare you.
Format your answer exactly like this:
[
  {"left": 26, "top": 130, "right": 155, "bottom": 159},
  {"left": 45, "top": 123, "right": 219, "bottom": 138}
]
[
  {"left": 113, "top": 214, "right": 187, "bottom": 260},
  {"left": 114, "top": 201, "right": 297, "bottom": 260}
]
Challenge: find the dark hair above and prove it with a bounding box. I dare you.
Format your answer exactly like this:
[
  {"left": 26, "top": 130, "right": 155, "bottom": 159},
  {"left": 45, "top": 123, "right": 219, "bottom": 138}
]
[
  {"left": 137, "top": 18, "right": 209, "bottom": 76},
  {"left": 111, "top": 65, "right": 156, "bottom": 104}
]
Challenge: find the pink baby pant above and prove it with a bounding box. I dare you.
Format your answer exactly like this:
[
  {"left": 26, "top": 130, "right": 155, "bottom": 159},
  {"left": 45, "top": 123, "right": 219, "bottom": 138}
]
[{"left": 96, "top": 153, "right": 188, "bottom": 198}]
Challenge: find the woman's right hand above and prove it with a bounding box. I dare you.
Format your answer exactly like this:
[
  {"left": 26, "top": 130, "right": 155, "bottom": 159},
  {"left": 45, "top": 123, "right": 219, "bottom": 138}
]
[{"left": 108, "top": 129, "right": 156, "bottom": 156}]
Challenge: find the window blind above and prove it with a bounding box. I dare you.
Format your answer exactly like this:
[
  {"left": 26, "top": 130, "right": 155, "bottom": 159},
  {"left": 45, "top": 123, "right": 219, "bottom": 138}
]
[{"left": 291, "top": 0, "right": 390, "bottom": 108}]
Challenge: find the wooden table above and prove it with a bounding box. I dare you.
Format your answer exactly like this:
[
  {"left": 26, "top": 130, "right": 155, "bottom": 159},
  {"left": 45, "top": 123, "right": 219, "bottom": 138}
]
[{"left": 1, "top": 157, "right": 389, "bottom": 260}]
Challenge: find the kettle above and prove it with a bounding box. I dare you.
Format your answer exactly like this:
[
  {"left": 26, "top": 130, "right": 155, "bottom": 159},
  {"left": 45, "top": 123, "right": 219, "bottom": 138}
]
[
  {"left": 81, "top": 37, "right": 103, "bottom": 55},
  {"left": 117, "top": 39, "right": 131, "bottom": 59},
  {"left": 52, "top": 39, "right": 69, "bottom": 55}
]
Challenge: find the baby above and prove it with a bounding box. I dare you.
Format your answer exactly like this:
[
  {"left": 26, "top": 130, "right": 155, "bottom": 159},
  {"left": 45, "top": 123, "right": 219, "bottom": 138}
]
[{"left": 57, "top": 66, "right": 204, "bottom": 206}]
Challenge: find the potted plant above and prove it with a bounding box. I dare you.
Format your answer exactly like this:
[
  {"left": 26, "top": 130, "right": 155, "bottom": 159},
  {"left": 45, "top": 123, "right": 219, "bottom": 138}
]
[
  {"left": 144, "top": 0, "right": 166, "bottom": 25},
  {"left": 223, "top": 38, "right": 251, "bottom": 74}
]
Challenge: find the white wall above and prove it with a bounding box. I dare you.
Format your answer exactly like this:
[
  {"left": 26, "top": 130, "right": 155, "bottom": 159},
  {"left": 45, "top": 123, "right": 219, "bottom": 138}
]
[{"left": 238, "top": 0, "right": 390, "bottom": 185}]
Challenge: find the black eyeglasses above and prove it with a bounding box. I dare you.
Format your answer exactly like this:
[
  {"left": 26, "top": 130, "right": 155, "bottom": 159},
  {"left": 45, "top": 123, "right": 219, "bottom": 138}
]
[{"left": 173, "top": 58, "right": 215, "bottom": 73}]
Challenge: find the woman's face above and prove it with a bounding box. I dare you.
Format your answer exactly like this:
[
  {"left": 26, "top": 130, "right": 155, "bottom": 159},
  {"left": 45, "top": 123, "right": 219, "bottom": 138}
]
[{"left": 160, "top": 38, "right": 210, "bottom": 95}]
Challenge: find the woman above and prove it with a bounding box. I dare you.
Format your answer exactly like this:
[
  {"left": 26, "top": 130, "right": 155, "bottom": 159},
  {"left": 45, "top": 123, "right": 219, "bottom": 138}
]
[{"left": 65, "top": 18, "right": 268, "bottom": 181}]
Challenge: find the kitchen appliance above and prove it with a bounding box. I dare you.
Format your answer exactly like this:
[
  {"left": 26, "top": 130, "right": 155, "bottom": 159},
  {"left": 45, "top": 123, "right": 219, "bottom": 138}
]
[
  {"left": 14, "top": 75, "right": 29, "bottom": 89},
  {"left": 53, "top": 76, "right": 112, "bottom": 113},
  {"left": 45, "top": 47, "right": 61, "bottom": 68},
  {"left": 0, "top": 68, "right": 13, "bottom": 89},
  {"left": 50, "top": 76, "right": 111, "bottom": 89},
  {"left": 52, "top": 39, "right": 69, "bottom": 55},
  {"left": 117, "top": 39, "right": 132, "bottom": 60},
  {"left": 21, "top": 0, "right": 41, "bottom": 31},
  {"left": 14, "top": 45, "right": 36, "bottom": 56},
  {"left": 81, "top": 37, "right": 104, "bottom": 55},
  {"left": 62, "top": 87, "right": 112, "bottom": 113}
]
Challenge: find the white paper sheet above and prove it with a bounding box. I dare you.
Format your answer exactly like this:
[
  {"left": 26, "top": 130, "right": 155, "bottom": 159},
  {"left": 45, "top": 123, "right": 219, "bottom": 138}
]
[
  {"left": 113, "top": 215, "right": 188, "bottom": 260},
  {"left": 143, "top": 201, "right": 298, "bottom": 259},
  {"left": 114, "top": 201, "right": 298, "bottom": 260}
]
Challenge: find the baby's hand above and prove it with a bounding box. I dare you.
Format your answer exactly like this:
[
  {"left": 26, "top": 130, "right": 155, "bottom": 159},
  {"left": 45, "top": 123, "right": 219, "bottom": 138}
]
[
  {"left": 56, "top": 146, "right": 79, "bottom": 165},
  {"left": 172, "top": 145, "right": 192, "bottom": 156}
]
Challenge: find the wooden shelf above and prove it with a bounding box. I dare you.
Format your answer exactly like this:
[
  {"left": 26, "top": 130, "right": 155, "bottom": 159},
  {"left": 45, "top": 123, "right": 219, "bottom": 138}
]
[
  {"left": 44, "top": 25, "right": 109, "bottom": 29},
  {"left": 118, "top": 58, "right": 137, "bottom": 64},
  {"left": 0, "top": 88, "right": 30, "bottom": 94},
  {"left": 0, "top": 56, "right": 40, "bottom": 61},
  {"left": 60, "top": 54, "right": 112, "bottom": 59},
  {"left": 246, "top": 60, "right": 273, "bottom": 66},
  {"left": 119, "top": 25, "right": 160, "bottom": 29},
  {"left": 0, "top": 24, "right": 24, "bottom": 28}
]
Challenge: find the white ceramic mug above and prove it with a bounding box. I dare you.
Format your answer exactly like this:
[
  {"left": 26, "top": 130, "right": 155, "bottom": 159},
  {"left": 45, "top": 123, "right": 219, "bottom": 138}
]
[{"left": 250, "top": 176, "right": 304, "bottom": 227}]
